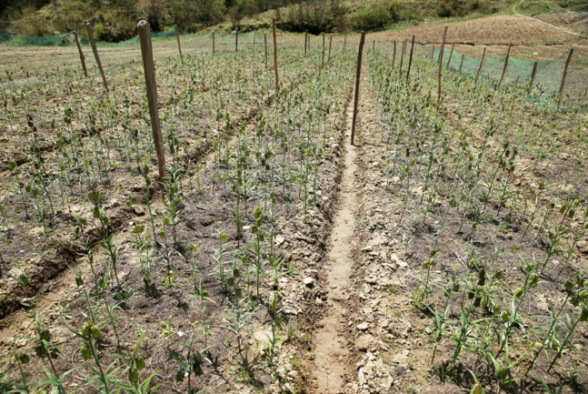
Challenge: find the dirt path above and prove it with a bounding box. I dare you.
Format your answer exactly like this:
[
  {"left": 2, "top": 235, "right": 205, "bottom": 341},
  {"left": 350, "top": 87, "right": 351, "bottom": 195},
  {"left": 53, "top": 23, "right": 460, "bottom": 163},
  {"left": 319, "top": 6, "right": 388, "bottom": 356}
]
[{"left": 310, "top": 90, "right": 359, "bottom": 393}]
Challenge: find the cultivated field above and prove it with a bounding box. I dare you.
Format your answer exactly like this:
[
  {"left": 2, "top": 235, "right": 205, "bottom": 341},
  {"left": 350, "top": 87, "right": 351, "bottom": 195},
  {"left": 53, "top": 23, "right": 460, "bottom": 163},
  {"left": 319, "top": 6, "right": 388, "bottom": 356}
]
[{"left": 1, "top": 13, "right": 588, "bottom": 394}]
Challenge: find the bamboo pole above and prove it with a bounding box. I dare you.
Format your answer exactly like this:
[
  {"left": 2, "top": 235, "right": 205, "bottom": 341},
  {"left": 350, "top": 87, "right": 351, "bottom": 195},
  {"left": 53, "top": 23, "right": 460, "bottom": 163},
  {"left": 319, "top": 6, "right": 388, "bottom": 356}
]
[
  {"left": 328, "top": 35, "right": 333, "bottom": 62},
  {"left": 235, "top": 28, "right": 239, "bottom": 52},
  {"left": 351, "top": 32, "right": 366, "bottom": 146},
  {"left": 459, "top": 53, "right": 464, "bottom": 73},
  {"left": 446, "top": 42, "right": 455, "bottom": 68},
  {"left": 264, "top": 34, "right": 268, "bottom": 68},
  {"left": 407, "top": 35, "right": 415, "bottom": 81},
  {"left": 437, "top": 26, "right": 448, "bottom": 105},
  {"left": 174, "top": 25, "right": 183, "bottom": 59},
  {"left": 498, "top": 43, "right": 512, "bottom": 87},
  {"left": 476, "top": 48, "right": 486, "bottom": 79},
  {"left": 304, "top": 30, "right": 308, "bottom": 56},
  {"left": 73, "top": 31, "right": 87, "bottom": 77},
  {"left": 84, "top": 21, "right": 109, "bottom": 92},
  {"left": 558, "top": 48, "right": 574, "bottom": 96},
  {"left": 137, "top": 20, "right": 166, "bottom": 183},
  {"left": 272, "top": 19, "right": 279, "bottom": 90},
  {"left": 212, "top": 30, "right": 215, "bottom": 56},
  {"left": 528, "top": 61, "right": 538, "bottom": 92},
  {"left": 399, "top": 39, "right": 406, "bottom": 78},
  {"left": 392, "top": 41, "right": 396, "bottom": 67},
  {"left": 322, "top": 34, "right": 325, "bottom": 67}
]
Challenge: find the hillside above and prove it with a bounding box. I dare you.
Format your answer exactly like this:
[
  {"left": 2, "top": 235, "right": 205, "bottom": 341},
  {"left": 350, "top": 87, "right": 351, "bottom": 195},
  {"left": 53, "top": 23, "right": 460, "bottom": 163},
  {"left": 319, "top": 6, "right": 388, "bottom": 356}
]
[{"left": 1, "top": 0, "right": 587, "bottom": 43}]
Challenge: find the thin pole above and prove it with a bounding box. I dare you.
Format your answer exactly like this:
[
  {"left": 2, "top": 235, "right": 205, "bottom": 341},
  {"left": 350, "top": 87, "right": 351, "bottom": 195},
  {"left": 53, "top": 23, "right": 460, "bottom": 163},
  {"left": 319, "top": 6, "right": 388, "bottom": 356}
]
[
  {"left": 459, "top": 53, "right": 464, "bottom": 73},
  {"left": 264, "top": 34, "right": 268, "bottom": 68},
  {"left": 322, "top": 34, "right": 325, "bottom": 67},
  {"left": 253, "top": 32, "right": 256, "bottom": 44},
  {"left": 137, "top": 20, "right": 166, "bottom": 183},
  {"left": 406, "top": 35, "right": 415, "bottom": 81},
  {"left": 351, "top": 32, "right": 366, "bottom": 146},
  {"left": 558, "top": 48, "right": 574, "bottom": 96},
  {"left": 372, "top": 40, "right": 375, "bottom": 52},
  {"left": 476, "top": 47, "right": 486, "bottom": 79},
  {"left": 498, "top": 43, "right": 512, "bottom": 87},
  {"left": 431, "top": 44, "right": 435, "bottom": 60},
  {"left": 84, "top": 21, "right": 108, "bottom": 92},
  {"left": 528, "top": 61, "right": 538, "bottom": 92},
  {"left": 437, "top": 26, "right": 448, "bottom": 105},
  {"left": 399, "top": 39, "right": 406, "bottom": 78},
  {"left": 304, "top": 30, "right": 308, "bottom": 56},
  {"left": 272, "top": 19, "right": 279, "bottom": 90},
  {"left": 174, "top": 25, "right": 183, "bottom": 59},
  {"left": 344, "top": 34, "right": 346, "bottom": 49},
  {"left": 212, "top": 31, "right": 215, "bottom": 56},
  {"left": 235, "top": 28, "right": 238, "bottom": 52},
  {"left": 328, "top": 35, "right": 332, "bottom": 62},
  {"left": 446, "top": 42, "right": 455, "bottom": 68},
  {"left": 392, "top": 41, "right": 396, "bottom": 67},
  {"left": 73, "top": 31, "right": 88, "bottom": 77}
]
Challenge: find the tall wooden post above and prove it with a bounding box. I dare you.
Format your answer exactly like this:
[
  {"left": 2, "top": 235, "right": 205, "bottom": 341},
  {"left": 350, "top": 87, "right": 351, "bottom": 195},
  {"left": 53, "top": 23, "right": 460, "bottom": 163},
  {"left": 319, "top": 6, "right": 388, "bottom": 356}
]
[
  {"left": 459, "top": 53, "right": 464, "bottom": 73},
  {"left": 174, "top": 25, "right": 183, "bottom": 59},
  {"left": 476, "top": 47, "right": 486, "bottom": 79},
  {"left": 328, "top": 35, "right": 333, "bottom": 62},
  {"left": 272, "top": 19, "right": 279, "bottom": 90},
  {"left": 235, "top": 28, "right": 239, "bottom": 52},
  {"left": 304, "top": 30, "right": 308, "bottom": 56},
  {"left": 212, "top": 30, "right": 216, "bottom": 56},
  {"left": 528, "top": 61, "right": 538, "bottom": 92},
  {"left": 351, "top": 32, "right": 366, "bottom": 146},
  {"left": 84, "top": 21, "right": 109, "bottom": 92},
  {"left": 73, "top": 31, "right": 88, "bottom": 77},
  {"left": 498, "top": 43, "right": 512, "bottom": 87},
  {"left": 392, "top": 41, "right": 396, "bottom": 67},
  {"left": 446, "top": 42, "right": 455, "bottom": 68},
  {"left": 322, "top": 34, "right": 325, "bottom": 67},
  {"left": 399, "top": 39, "right": 406, "bottom": 78},
  {"left": 264, "top": 34, "right": 268, "bottom": 68},
  {"left": 137, "top": 21, "right": 166, "bottom": 183},
  {"left": 437, "top": 26, "right": 448, "bottom": 105},
  {"left": 406, "top": 35, "right": 415, "bottom": 81},
  {"left": 558, "top": 48, "right": 574, "bottom": 96}
]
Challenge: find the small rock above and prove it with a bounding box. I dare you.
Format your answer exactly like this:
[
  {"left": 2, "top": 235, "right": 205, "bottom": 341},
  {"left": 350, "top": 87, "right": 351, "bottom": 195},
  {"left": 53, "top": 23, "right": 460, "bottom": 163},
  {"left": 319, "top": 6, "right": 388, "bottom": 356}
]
[
  {"left": 356, "top": 335, "right": 373, "bottom": 351},
  {"left": 316, "top": 297, "right": 323, "bottom": 305},
  {"left": 303, "top": 277, "right": 314, "bottom": 287},
  {"left": 356, "top": 322, "right": 369, "bottom": 331}
]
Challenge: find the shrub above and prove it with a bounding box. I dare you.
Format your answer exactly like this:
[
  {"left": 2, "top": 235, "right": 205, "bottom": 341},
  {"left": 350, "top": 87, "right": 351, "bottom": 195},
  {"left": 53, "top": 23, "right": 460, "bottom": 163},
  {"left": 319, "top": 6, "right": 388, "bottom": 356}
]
[
  {"left": 353, "top": 1, "right": 390, "bottom": 31},
  {"left": 436, "top": 0, "right": 467, "bottom": 17},
  {"left": 93, "top": 22, "right": 103, "bottom": 39}
]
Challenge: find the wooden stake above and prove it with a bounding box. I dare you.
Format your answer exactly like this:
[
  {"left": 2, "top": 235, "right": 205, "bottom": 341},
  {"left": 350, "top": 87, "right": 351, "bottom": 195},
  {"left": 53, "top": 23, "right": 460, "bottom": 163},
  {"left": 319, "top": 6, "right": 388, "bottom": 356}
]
[
  {"left": 137, "top": 20, "right": 166, "bottom": 183},
  {"left": 528, "top": 61, "right": 538, "bottom": 92},
  {"left": 446, "top": 42, "right": 455, "bottom": 68},
  {"left": 84, "top": 21, "right": 109, "bottom": 92},
  {"left": 459, "top": 53, "right": 464, "bottom": 73},
  {"left": 304, "top": 30, "right": 308, "bottom": 56},
  {"left": 475, "top": 48, "right": 486, "bottom": 79},
  {"left": 344, "top": 34, "right": 346, "bottom": 49},
  {"left": 264, "top": 34, "right": 268, "bottom": 68},
  {"left": 322, "top": 34, "right": 325, "bottom": 67},
  {"left": 372, "top": 40, "right": 375, "bottom": 52},
  {"left": 235, "top": 28, "right": 239, "bottom": 52},
  {"left": 558, "top": 48, "right": 574, "bottom": 96},
  {"left": 399, "top": 39, "right": 406, "bottom": 78},
  {"left": 498, "top": 43, "right": 512, "bottom": 87},
  {"left": 174, "top": 25, "right": 183, "bottom": 59},
  {"left": 437, "top": 26, "right": 448, "bottom": 105},
  {"left": 73, "top": 31, "right": 87, "bottom": 77},
  {"left": 406, "top": 35, "right": 415, "bottom": 81},
  {"left": 272, "top": 19, "right": 279, "bottom": 90},
  {"left": 212, "top": 30, "right": 216, "bottom": 56},
  {"left": 328, "top": 35, "right": 333, "bottom": 62},
  {"left": 351, "top": 32, "right": 366, "bottom": 146},
  {"left": 392, "top": 41, "right": 396, "bottom": 67},
  {"left": 431, "top": 44, "right": 435, "bottom": 60}
]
